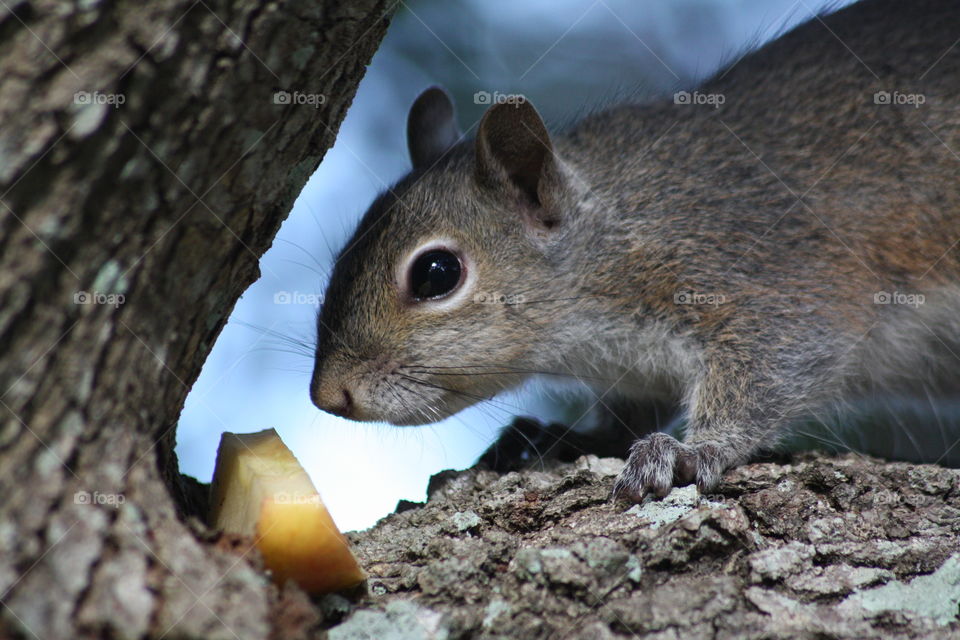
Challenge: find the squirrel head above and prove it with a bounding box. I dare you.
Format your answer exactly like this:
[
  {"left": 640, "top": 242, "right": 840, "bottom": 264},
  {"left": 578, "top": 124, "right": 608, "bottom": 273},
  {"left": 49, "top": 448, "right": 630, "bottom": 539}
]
[{"left": 310, "top": 87, "right": 592, "bottom": 424}]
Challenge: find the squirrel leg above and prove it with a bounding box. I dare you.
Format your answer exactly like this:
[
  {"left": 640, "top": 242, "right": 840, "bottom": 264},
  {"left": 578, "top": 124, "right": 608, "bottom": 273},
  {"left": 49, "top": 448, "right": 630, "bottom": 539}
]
[{"left": 612, "top": 351, "right": 812, "bottom": 502}]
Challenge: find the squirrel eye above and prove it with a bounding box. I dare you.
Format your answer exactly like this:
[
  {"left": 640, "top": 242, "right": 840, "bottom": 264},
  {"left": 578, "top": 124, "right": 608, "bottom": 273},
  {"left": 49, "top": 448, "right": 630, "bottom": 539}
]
[{"left": 408, "top": 249, "right": 462, "bottom": 300}]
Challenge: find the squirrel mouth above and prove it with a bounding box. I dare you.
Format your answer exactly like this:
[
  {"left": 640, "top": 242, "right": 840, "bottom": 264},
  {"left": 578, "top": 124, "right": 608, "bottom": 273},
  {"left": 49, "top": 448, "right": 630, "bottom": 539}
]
[
  {"left": 382, "top": 384, "right": 478, "bottom": 427},
  {"left": 387, "top": 413, "right": 436, "bottom": 427}
]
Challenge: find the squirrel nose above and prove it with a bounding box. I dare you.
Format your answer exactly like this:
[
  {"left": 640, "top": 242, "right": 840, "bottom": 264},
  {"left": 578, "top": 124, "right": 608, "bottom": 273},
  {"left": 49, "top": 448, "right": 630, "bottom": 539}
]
[{"left": 312, "top": 385, "right": 354, "bottom": 419}]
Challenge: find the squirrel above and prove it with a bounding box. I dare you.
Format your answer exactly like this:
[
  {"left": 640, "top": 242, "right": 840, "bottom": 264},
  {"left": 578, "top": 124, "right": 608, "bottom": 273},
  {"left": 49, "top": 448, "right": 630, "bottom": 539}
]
[{"left": 310, "top": 0, "right": 960, "bottom": 502}]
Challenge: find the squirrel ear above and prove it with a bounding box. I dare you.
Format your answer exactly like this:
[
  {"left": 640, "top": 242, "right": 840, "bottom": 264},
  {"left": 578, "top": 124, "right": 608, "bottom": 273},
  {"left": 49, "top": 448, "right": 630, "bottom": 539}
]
[
  {"left": 407, "top": 86, "right": 462, "bottom": 170},
  {"left": 475, "top": 98, "right": 555, "bottom": 210}
]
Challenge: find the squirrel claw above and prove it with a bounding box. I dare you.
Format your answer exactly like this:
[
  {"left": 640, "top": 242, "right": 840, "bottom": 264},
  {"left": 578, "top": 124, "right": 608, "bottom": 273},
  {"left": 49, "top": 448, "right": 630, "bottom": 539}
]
[{"left": 612, "top": 433, "right": 726, "bottom": 504}]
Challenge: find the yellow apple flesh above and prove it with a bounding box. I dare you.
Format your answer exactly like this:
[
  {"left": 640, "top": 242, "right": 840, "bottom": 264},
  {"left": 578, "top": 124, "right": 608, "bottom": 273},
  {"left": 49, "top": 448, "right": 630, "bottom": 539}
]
[{"left": 209, "top": 428, "right": 365, "bottom": 593}]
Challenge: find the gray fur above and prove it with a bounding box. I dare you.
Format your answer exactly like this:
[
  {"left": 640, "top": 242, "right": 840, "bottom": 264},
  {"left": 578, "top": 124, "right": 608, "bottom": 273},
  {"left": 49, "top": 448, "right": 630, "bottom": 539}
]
[{"left": 312, "top": 0, "right": 960, "bottom": 502}]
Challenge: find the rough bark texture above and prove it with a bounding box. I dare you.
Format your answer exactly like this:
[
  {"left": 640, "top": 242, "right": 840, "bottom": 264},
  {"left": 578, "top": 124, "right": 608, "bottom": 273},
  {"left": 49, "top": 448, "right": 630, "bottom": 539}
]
[
  {"left": 0, "top": 1, "right": 390, "bottom": 638},
  {"left": 321, "top": 453, "right": 960, "bottom": 639}
]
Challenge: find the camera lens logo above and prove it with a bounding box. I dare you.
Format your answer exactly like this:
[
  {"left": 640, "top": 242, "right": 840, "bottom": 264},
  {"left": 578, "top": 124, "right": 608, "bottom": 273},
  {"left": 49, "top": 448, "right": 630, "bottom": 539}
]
[{"left": 273, "top": 90, "right": 292, "bottom": 105}]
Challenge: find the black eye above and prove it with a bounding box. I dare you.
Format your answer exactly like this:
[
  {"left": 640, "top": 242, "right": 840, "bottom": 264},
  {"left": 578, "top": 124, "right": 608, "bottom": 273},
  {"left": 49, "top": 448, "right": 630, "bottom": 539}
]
[{"left": 408, "top": 250, "right": 463, "bottom": 300}]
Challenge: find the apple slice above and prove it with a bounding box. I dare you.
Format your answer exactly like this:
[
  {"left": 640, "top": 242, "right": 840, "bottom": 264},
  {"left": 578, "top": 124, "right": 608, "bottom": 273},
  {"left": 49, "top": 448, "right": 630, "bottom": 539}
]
[{"left": 209, "top": 428, "right": 365, "bottom": 594}]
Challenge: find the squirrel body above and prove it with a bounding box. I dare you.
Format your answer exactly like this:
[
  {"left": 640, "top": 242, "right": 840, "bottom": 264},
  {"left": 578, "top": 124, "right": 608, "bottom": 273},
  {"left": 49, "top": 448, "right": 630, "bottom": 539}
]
[{"left": 312, "top": 0, "right": 960, "bottom": 500}]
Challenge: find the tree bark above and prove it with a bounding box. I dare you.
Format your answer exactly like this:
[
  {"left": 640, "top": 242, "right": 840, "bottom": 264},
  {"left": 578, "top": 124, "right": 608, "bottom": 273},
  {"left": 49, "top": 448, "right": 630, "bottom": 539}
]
[
  {"left": 341, "top": 452, "right": 960, "bottom": 639},
  {"left": 0, "top": 1, "right": 390, "bottom": 638}
]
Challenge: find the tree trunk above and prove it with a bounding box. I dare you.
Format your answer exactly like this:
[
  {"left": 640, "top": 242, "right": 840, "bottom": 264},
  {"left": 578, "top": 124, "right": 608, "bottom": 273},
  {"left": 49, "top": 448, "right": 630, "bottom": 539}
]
[{"left": 0, "top": 1, "right": 390, "bottom": 638}]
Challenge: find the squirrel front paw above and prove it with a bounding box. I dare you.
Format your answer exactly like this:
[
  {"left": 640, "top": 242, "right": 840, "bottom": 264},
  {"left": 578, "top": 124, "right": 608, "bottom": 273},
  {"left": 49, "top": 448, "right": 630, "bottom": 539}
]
[{"left": 612, "top": 432, "right": 727, "bottom": 503}]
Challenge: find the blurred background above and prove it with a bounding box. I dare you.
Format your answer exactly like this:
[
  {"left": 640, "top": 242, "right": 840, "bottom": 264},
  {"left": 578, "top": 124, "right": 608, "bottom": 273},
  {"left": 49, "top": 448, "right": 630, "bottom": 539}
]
[{"left": 177, "top": 0, "right": 853, "bottom": 532}]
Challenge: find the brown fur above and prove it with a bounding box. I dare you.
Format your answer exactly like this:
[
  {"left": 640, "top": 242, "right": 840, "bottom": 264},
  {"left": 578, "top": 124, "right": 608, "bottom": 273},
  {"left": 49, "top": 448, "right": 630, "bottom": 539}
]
[{"left": 312, "top": 0, "right": 960, "bottom": 501}]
